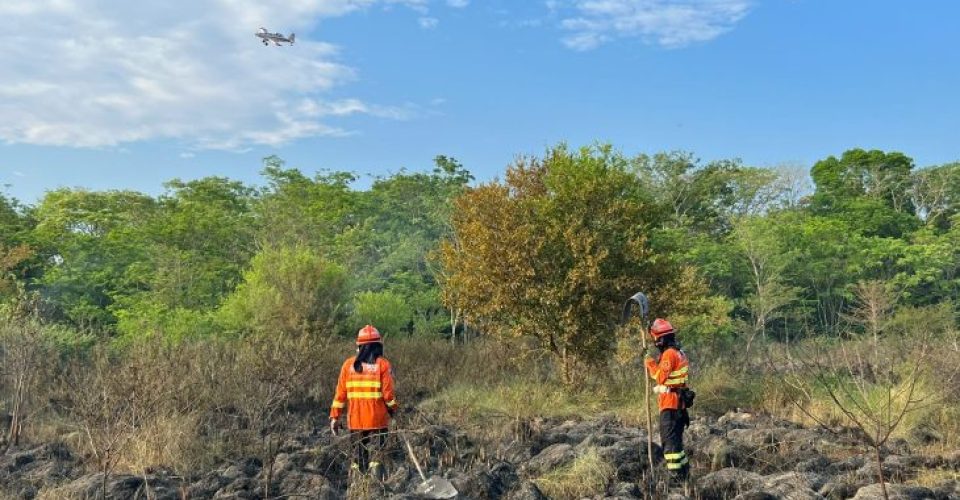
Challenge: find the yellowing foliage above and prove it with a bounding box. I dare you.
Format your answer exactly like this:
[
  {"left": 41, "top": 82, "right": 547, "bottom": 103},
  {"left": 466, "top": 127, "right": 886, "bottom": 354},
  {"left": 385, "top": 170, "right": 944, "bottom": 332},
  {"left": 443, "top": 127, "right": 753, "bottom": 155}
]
[{"left": 439, "top": 145, "right": 711, "bottom": 383}]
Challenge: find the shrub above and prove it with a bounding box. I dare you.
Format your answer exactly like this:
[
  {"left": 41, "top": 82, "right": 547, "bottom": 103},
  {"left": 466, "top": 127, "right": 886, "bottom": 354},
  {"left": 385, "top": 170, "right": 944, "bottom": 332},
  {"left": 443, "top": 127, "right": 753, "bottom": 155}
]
[
  {"left": 115, "top": 299, "right": 219, "bottom": 342},
  {"left": 218, "top": 246, "right": 347, "bottom": 338},
  {"left": 350, "top": 290, "right": 413, "bottom": 337},
  {"left": 439, "top": 144, "right": 716, "bottom": 384}
]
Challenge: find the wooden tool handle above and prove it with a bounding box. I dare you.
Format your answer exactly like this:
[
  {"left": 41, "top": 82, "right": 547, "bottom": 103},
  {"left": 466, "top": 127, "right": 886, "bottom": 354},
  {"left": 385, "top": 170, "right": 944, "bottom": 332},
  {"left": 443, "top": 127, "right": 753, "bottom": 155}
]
[{"left": 402, "top": 434, "right": 427, "bottom": 481}]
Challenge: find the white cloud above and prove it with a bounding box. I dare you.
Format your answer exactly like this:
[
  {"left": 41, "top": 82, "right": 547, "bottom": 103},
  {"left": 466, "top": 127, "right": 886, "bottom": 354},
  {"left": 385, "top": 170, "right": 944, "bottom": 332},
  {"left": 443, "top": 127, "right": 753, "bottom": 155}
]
[
  {"left": 0, "top": 0, "right": 442, "bottom": 150},
  {"left": 418, "top": 16, "right": 440, "bottom": 28},
  {"left": 556, "top": 0, "right": 752, "bottom": 50},
  {"left": 446, "top": 0, "right": 469, "bottom": 7}
]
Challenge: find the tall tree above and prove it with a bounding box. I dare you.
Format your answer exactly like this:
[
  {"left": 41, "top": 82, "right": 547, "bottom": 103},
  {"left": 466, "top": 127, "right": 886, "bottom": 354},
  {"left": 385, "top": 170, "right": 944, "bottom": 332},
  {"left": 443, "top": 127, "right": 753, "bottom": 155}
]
[
  {"left": 810, "top": 149, "right": 918, "bottom": 237},
  {"left": 440, "top": 144, "right": 710, "bottom": 383},
  {"left": 0, "top": 194, "right": 31, "bottom": 247},
  {"left": 911, "top": 162, "right": 960, "bottom": 231},
  {"left": 731, "top": 213, "right": 800, "bottom": 350},
  {"left": 256, "top": 156, "right": 360, "bottom": 253},
  {"left": 144, "top": 177, "right": 256, "bottom": 310},
  {"left": 31, "top": 189, "right": 157, "bottom": 328},
  {"left": 0, "top": 194, "right": 34, "bottom": 302}
]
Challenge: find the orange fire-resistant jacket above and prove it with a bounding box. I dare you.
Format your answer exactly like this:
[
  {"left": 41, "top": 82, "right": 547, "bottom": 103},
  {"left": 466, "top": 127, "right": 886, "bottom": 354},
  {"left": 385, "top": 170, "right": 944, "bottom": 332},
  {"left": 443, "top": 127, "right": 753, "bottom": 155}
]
[
  {"left": 330, "top": 356, "right": 398, "bottom": 430},
  {"left": 644, "top": 347, "right": 690, "bottom": 411}
]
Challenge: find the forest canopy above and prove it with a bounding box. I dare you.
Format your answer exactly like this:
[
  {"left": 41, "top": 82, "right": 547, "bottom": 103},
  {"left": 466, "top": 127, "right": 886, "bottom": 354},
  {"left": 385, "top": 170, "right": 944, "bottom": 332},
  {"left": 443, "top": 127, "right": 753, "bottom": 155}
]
[{"left": 1, "top": 146, "right": 958, "bottom": 353}]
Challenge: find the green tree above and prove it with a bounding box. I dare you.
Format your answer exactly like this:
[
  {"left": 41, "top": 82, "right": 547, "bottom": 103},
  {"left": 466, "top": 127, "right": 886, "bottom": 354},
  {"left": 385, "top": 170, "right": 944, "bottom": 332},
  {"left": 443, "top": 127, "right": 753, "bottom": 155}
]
[
  {"left": 781, "top": 214, "right": 863, "bottom": 333},
  {"left": 342, "top": 156, "right": 473, "bottom": 337},
  {"left": 218, "top": 246, "right": 347, "bottom": 338},
  {"left": 890, "top": 223, "right": 960, "bottom": 307},
  {"left": 810, "top": 149, "right": 918, "bottom": 237},
  {"left": 911, "top": 162, "right": 960, "bottom": 231},
  {"left": 0, "top": 193, "right": 32, "bottom": 247},
  {"left": 635, "top": 153, "right": 784, "bottom": 234},
  {"left": 30, "top": 189, "right": 157, "bottom": 328},
  {"left": 142, "top": 177, "right": 256, "bottom": 310},
  {"left": 351, "top": 290, "right": 414, "bottom": 338},
  {"left": 256, "top": 156, "right": 360, "bottom": 252},
  {"left": 0, "top": 244, "right": 32, "bottom": 303},
  {"left": 730, "top": 213, "right": 800, "bottom": 350},
  {"left": 0, "top": 191, "right": 34, "bottom": 303}
]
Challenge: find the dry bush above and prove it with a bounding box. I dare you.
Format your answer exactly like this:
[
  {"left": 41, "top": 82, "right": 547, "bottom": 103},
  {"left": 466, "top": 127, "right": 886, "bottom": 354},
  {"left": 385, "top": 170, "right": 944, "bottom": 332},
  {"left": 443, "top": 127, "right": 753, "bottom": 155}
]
[
  {"left": 34, "top": 483, "right": 81, "bottom": 500},
  {"left": 388, "top": 337, "right": 524, "bottom": 401},
  {"left": 58, "top": 340, "right": 190, "bottom": 497},
  {"left": 201, "top": 333, "right": 338, "bottom": 498},
  {"left": 0, "top": 316, "right": 59, "bottom": 450},
  {"left": 58, "top": 357, "right": 133, "bottom": 496},
  {"left": 47, "top": 332, "right": 346, "bottom": 497},
  {"left": 114, "top": 412, "right": 201, "bottom": 475},
  {"left": 776, "top": 330, "right": 960, "bottom": 500},
  {"left": 406, "top": 339, "right": 570, "bottom": 441}
]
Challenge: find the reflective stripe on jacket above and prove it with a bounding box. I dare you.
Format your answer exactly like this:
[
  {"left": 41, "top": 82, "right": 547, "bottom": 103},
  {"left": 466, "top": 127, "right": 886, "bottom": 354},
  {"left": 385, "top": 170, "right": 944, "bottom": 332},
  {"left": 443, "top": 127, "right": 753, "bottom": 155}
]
[
  {"left": 330, "top": 356, "right": 397, "bottom": 430},
  {"left": 644, "top": 347, "right": 689, "bottom": 411}
]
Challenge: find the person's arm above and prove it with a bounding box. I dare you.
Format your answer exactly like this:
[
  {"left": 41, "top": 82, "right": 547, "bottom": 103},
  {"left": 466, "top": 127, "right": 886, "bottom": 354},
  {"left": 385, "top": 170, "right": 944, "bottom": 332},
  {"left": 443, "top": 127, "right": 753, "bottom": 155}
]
[
  {"left": 381, "top": 360, "right": 398, "bottom": 416},
  {"left": 645, "top": 350, "right": 676, "bottom": 385},
  {"left": 330, "top": 362, "right": 348, "bottom": 420}
]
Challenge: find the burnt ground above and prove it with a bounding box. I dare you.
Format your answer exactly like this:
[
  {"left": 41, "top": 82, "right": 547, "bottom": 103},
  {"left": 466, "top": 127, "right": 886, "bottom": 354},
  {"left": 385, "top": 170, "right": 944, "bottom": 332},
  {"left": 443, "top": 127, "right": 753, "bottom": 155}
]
[{"left": 1, "top": 410, "right": 958, "bottom": 499}]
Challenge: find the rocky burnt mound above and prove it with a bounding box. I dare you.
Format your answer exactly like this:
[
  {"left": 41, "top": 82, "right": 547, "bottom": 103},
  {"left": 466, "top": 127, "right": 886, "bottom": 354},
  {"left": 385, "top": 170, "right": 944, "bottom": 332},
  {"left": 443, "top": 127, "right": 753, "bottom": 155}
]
[{"left": 1, "top": 411, "right": 958, "bottom": 499}]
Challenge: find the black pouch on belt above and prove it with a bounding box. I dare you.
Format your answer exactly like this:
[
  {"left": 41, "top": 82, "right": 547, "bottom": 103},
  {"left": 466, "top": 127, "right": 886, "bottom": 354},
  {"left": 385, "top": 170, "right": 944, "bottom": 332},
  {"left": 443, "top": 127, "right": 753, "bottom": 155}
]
[{"left": 680, "top": 388, "right": 696, "bottom": 409}]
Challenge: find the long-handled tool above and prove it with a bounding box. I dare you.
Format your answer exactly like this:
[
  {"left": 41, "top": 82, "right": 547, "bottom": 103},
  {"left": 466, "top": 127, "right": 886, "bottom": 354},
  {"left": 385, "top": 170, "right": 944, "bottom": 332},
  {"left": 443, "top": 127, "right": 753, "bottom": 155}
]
[
  {"left": 622, "top": 292, "right": 656, "bottom": 488},
  {"left": 401, "top": 433, "right": 458, "bottom": 499}
]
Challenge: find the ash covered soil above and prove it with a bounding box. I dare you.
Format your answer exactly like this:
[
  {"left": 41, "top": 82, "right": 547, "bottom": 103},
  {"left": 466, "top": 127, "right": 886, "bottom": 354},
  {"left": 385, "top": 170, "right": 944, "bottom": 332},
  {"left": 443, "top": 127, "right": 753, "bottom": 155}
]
[{"left": 2, "top": 411, "right": 958, "bottom": 499}]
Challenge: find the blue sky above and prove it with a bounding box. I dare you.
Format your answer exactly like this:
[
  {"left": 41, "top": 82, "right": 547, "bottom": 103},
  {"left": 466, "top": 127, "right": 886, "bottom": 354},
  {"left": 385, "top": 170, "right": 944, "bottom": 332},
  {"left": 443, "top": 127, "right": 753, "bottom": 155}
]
[{"left": 1, "top": 0, "right": 958, "bottom": 202}]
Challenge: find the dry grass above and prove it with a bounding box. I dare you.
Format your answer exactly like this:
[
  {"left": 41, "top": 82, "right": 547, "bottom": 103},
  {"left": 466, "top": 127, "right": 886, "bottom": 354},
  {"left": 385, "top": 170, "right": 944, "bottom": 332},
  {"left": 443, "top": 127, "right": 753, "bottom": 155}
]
[
  {"left": 423, "top": 380, "right": 586, "bottom": 420},
  {"left": 764, "top": 342, "right": 960, "bottom": 454},
  {"left": 34, "top": 484, "right": 80, "bottom": 500},
  {"left": 113, "top": 412, "right": 202, "bottom": 475},
  {"left": 2, "top": 310, "right": 959, "bottom": 499},
  {"left": 910, "top": 468, "right": 960, "bottom": 488},
  {"left": 345, "top": 472, "right": 386, "bottom": 500},
  {"left": 533, "top": 448, "right": 614, "bottom": 499}
]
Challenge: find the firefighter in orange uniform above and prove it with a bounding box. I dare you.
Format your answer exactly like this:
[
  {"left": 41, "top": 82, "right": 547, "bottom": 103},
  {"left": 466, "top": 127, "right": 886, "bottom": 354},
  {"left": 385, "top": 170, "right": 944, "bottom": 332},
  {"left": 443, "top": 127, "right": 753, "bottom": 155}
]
[
  {"left": 330, "top": 325, "right": 398, "bottom": 479},
  {"left": 644, "top": 318, "right": 691, "bottom": 481}
]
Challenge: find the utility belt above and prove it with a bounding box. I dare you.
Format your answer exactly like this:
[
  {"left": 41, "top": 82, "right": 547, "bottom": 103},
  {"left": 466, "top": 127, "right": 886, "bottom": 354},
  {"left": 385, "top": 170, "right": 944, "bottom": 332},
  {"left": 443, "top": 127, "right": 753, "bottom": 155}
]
[
  {"left": 654, "top": 385, "right": 696, "bottom": 408},
  {"left": 653, "top": 385, "right": 686, "bottom": 394}
]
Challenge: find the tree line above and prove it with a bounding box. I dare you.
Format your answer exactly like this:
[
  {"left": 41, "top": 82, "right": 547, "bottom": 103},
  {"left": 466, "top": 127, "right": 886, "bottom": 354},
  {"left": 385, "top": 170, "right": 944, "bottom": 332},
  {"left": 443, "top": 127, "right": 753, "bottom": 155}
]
[
  {"left": 1, "top": 145, "right": 958, "bottom": 361},
  {"left": 0, "top": 155, "right": 472, "bottom": 343}
]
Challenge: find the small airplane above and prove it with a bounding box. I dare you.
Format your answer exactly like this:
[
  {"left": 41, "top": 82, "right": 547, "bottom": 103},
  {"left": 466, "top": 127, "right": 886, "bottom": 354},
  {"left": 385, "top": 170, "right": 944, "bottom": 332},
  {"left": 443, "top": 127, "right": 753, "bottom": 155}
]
[{"left": 256, "top": 27, "right": 295, "bottom": 46}]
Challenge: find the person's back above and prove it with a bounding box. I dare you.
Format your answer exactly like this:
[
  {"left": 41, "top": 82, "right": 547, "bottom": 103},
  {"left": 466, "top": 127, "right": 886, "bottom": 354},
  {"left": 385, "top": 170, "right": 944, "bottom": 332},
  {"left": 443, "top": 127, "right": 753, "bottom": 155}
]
[
  {"left": 330, "top": 325, "right": 398, "bottom": 479},
  {"left": 334, "top": 354, "right": 396, "bottom": 430}
]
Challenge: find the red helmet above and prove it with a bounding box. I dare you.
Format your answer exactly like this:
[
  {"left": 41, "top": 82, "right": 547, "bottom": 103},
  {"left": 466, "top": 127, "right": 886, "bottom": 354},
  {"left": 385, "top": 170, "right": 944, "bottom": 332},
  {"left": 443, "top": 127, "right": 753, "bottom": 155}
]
[
  {"left": 649, "top": 318, "right": 675, "bottom": 339},
  {"left": 356, "top": 325, "right": 382, "bottom": 345}
]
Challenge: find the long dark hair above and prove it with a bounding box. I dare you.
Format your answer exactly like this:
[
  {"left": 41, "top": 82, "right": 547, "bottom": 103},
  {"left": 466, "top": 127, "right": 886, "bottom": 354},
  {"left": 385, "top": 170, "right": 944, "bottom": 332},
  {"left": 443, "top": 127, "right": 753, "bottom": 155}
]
[
  {"left": 655, "top": 333, "right": 678, "bottom": 352},
  {"left": 353, "top": 342, "right": 384, "bottom": 373}
]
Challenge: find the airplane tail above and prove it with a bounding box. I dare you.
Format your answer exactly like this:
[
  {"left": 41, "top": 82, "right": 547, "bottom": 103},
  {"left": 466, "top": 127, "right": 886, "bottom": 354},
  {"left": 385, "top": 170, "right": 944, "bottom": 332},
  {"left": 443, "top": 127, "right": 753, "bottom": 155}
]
[{"left": 289, "top": 33, "right": 295, "bottom": 44}]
